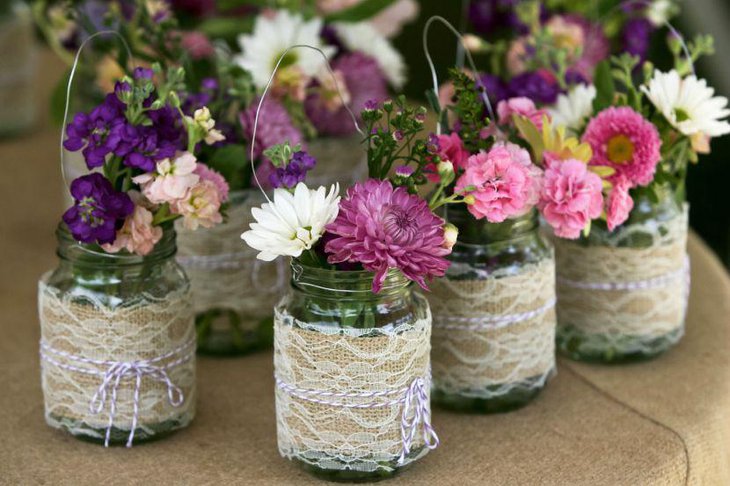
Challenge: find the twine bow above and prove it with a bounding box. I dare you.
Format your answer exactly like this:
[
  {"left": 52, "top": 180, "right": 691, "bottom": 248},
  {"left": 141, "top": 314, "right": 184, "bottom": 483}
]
[
  {"left": 89, "top": 360, "right": 185, "bottom": 447},
  {"left": 398, "top": 377, "right": 440, "bottom": 464}
]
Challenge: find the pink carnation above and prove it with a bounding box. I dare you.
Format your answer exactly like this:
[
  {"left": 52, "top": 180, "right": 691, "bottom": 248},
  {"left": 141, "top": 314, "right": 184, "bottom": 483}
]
[
  {"left": 455, "top": 143, "right": 541, "bottom": 223},
  {"left": 605, "top": 176, "right": 634, "bottom": 231},
  {"left": 194, "top": 163, "right": 229, "bottom": 203},
  {"left": 436, "top": 133, "right": 470, "bottom": 171},
  {"left": 102, "top": 204, "right": 163, "bottom": 256},
  {"left": 539, "top": 158, "right": 604, "bottom": 239},
  {"left": 497, "top": 97, "right": 549, "bottom": 130},
  {"left": 582, "top": 106, "right": 661, "bottom": 187},
  {"left": 325, "top": 179, "right": 450, "bottom": 293},
  {"left": 173, "top": 180, "right": 223, "bottom": 230}
]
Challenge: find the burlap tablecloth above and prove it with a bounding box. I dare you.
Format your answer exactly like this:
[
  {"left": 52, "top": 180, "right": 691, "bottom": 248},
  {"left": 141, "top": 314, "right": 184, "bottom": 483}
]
[{"left": 1, "top": 50, "right": 730, "bottom": 485}]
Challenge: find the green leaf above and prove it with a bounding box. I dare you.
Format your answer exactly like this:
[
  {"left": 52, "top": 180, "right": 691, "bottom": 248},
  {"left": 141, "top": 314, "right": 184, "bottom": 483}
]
[
  {"left": 593, "top": 61, "right": 615, "bottom": 112},
  {"left": 324, "top": 0, "right": 397, "bottom": 22},
  {"left": 197, "top": 16, "right": 255, "bottom": 42},
  {"left": 206, "top": 144, "right": 249, "bottom": 191},
  {"left": 513, "top": 115, "right": 544, "bottom": 163}
]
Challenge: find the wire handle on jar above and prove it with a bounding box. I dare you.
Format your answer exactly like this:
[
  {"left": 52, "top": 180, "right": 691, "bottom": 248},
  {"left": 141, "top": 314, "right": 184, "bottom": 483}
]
[
  {"left": 249, "top": 44, "right": 365, "bottom": 205},
  {"left": 60, "top": 30, "right": 135, "bottom": 194}
]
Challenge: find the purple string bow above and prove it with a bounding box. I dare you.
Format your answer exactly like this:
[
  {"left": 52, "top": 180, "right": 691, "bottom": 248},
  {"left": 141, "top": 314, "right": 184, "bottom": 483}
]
[{"left": 398, "top": 377, "right": 440, "bottom": 464}]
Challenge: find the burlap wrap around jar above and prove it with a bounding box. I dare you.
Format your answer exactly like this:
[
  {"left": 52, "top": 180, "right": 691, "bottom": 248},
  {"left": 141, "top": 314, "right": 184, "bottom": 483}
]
[
  {"left": 38, "top": 226, "right": 196, "bottom": 445},
  {"left": 176, "top": 190, "right": 288, "bottom": 355},
  {"left": 273, "top": 264, "right": 438, "bottom": 481},
  {"left": 555, "top": 197, "right": 689, "bottom": 363}
]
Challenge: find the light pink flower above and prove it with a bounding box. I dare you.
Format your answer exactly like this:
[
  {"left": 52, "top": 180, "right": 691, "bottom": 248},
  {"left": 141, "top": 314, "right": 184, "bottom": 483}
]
[
  {"left": 436, "top": 133, "right": 471, "bottom": 171},
  {"left": 605, "top": 176, "right": 634, "bottom": 231},
  {"left": 194, "top": 163, "right": 229, "bottom": 203},
  {"left": 506, "top": 37, "right": 530, "bottom": 76},
  {"left": 455, "top": 144, "right": 541, "bottom": 223},
  {"left": 102, "top": 204, "right": 163, "bottom": 256},
  {"left": 539, "top": 158, "right": 604, "bottom": 239},
  {"left": 497, "top": 97, "right": 549, "bottom": 130},
  {"left": 133, "top": 152, "right": 200, "bottom": 205},
  {"left": 582, "top": 106, "right": 661, "bottom": 187},
  {"left": 371, "top": 0, "right": 419, "bottom": 38},
  {"left": 173, "top": 180, "right": 223, "bottom": 230},
  {"left": 180, "top": 31, "right": 215, "bottom": 60}
]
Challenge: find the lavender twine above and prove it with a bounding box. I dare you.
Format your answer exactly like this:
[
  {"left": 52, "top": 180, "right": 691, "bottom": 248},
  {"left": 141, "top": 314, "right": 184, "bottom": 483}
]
[{"left": 40, "top": 339, "right": 194, "bottom": 447}]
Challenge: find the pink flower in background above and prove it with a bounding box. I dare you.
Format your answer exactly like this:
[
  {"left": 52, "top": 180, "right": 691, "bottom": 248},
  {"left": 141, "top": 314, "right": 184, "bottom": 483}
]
[
  {"left": 325, "top": 179, "right": 450, "bottom": 293},
  {"left": 174, "top": 180, "right": 223, "bottom": 230},
  {"left": 102, "top": 203, "right": 163, "bottom": 256},
  {"left": 240, "top": 97, "right": 304, "bottom": 161},
  {"left": 561, "top": 14, "right": 610, "bottom": 80},
  {"left": 506, "top": 37, "right": 530, "bottom": 76},
  {"left": 539, "top": 158, "right": 604, "bottom": 239},
  {"left": 497, "top": 97, "right": 549, "bottom": 130},
  {"left": 605, "top": 176, "right": 634, "bottom": 231},
  {"left": 315, "top": 0, "right": 359, "bottom": 14},
  {"left": 133, "top": 152, "right": 200, "bottom": 204},
  {"left": 455, "top": 144, "right": 541, "bottom": 223},
  {"left": 371, "top": 0, "right": 419, "bottom": 38},
  {"left": 436, "top": 133, "right": 470, "bottom": 170},
  {"left": 180, "top": 31, "right": 215, "bottom": 60},
  {"left": 194, "top": 163, "right": 229, "bottom": 203},
  {"left": 582, "top": 106, "right": 661, "bottom": 187}
]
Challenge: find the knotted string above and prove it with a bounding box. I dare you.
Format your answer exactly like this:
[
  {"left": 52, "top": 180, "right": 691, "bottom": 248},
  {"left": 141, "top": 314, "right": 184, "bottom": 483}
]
[
  {"left": 40, "top": 339, "right": 193, "bottom": 447},
  {"left": 276, "top": 374, "right": 440, "bottom": 462}
]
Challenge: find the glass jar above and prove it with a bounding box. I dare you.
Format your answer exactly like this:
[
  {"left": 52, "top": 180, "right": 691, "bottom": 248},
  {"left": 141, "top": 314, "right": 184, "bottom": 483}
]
[
  {"left": 176, "top": 189, "right": 288, "bottom": 356},
  {"left": 555, "top": 189, "right": 688, "bottom": 363},
  {"left": 274, "top": 261, "right": 436, "bottom": 481},
  {"left": 429, "top": 206, "right": 556, "bottom": 413},
  {"left": 0, "top": 2, "right": 36, "bottom": 136},
  {"left": 39, "top": 224, "right": 196, "bottom": 445}
]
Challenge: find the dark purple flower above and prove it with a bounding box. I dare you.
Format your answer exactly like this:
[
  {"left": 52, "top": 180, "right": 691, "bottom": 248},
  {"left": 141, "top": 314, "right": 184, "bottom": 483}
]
[
  {"left": 269, "top": 151, "right": 317, "bottom": 189},
  {"left": 364, "top": 99, "right": 379, "bottom": 111},
  {"left": 62, "top": 173, "right": 134, "bottom": 245},
  {"left": 170, "top": 0, "right": 216, "bottom": 17},
  {"left": 478, "top": 73, "right": 509, "bottom": 105},
  {"left": 508, "top": 71, "right": 560, "bottom": 104},
  {"left": 63, "top": 93, "right": 127, "bottom": 169},
  {"left": 133, "top": 67, "right": 154, "bottom": 80},
  {"left": 622, "top": 17, "right": 653, "bottom": 61}
]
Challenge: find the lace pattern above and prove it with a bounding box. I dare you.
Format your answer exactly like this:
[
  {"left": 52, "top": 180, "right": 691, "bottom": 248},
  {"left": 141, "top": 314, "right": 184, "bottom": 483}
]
[
  {"left": 429, "top": 257, "right": 556, "bottom": 399},
  {"left": 555, "top": 206, "right": 689, "bottom": 355},
  {"left": 38, "top": 276, "right": 196, "bottom": 442},
  {"left": 274, "top": 308, "right": 434, "bottom": 472}
]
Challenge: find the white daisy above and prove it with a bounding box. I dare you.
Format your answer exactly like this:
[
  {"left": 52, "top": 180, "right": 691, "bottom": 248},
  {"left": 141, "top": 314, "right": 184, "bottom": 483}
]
[
  {"left": 234, "top": 10, "right": 335, "bottom": 89},
  {"left": 241, "top": 183, "right": 340, "bottom": 261},
  {"left": 333, "top": 22, "right": 406, "bottom": 89},
  {"left": 548, "top": 84, "right": 596, "bottom": 133},
  {"left": 641, "top": 69, "right": 730, "bottom": 138}
]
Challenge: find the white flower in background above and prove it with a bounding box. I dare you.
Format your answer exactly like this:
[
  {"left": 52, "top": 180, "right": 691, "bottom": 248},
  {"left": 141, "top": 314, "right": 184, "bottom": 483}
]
[
  {"left": 646, "top": 0, "right": 676, "bottom": 27},
  {"left": 549, "top": 84, "right": 596, "bottom": 133},
  {"left": 234, "top": 10, "right": 335, "bottom": 89},
  {"left": 333, "top": 22, "right": 406, "bottom": 89},
  {"left": 641, "top": 70, "right": 730, "bottom": 138},
  {"left": 242, "top": 183, "right": 341, "bottom": 261}
]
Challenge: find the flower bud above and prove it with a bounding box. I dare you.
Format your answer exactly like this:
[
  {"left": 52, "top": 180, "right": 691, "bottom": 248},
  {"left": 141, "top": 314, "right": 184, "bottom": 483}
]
[
  {"left": 437, "top": 160, "right": 455, "bottom": 184},
  {"left": 464, "top": 194, "right": 476, "bottom": 205},
  {"left": 443, "top": 223, "right": 458, "bottom": 250}
]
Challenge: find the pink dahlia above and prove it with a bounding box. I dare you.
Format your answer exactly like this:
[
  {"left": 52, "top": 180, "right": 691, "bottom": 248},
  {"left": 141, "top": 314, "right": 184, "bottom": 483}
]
[
  {"left": 539, "top": 158, "right": 604, "bottom": 239},
  {"left": 305, "top": 52, "right": 388, "bottom": 136},
  {"left": 605, "top": 176, "right": 634, "bottom": 231},
  {"left": 583, "top": 106, "right": 661, "bottom": 188},
  {"left": 194, "top": 163, "right": 229, "bottom": 203},
  {"left": 436, "top": 133, "right": 470, "bottom": 171},
  {"left": 240, "top": 97, "right": 304, "bottom": 161},
  {"left": 497, "top": 97, "right": 549, "bottom": 131},
  {"left": 325, "top": 179, "right": 450, "bottom": 293},
  {"left": 455, "top": 143, "right": 541, "bottom": 223}
]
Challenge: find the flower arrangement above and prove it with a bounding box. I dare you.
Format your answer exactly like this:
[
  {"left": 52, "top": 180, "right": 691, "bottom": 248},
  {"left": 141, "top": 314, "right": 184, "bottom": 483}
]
[{"left": 62, "top": 64, "right": 228, "bottom": 254}]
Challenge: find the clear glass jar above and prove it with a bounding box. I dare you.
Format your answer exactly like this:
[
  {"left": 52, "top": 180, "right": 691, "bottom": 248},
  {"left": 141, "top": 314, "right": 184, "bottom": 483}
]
[
  {"left": 430, "top": 206, "right": 556, "bottom": 413},
  {"left": 0, "top": 2, "right": 36, "bottom": 136},
  {"left": 555, "top": 188, "right": 688, "bottom": 363},
  {"left": 177, "top": 189, "right": 287, "bottom": 356},
  {"left": 39, "top": 224, "right": 195, "bottom": 445},
  {"left": 274, "top": 261, "right": 434, "bottom": 481}
]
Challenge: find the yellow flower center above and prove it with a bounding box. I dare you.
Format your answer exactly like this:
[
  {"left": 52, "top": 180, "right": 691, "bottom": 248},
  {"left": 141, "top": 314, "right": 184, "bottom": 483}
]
[{"left": 606, "top": 135, "right": 635, "bottom": 164}]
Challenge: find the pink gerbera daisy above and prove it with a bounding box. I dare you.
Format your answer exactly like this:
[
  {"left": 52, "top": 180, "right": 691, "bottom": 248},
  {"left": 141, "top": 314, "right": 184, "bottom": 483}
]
[
  {"left": 325, "top": 179, "right": 450, "bottom": 292},
  {"left": 582, "top": 106, "right": 661, "bottom": 187}
]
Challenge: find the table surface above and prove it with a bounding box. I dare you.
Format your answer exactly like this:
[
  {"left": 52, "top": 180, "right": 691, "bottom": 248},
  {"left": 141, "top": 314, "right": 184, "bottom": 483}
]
[{"left": 2, "top": 50, "right": 730, "bottom": 486}]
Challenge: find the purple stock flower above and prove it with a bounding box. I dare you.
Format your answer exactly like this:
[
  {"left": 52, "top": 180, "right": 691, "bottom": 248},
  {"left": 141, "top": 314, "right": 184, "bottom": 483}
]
[
  {"left": 269, "top": 151, "right": 317, "bottom": 189},
  {"left": 133, "top": 67, "right": 154, "bottom": 80},
  {"left": 62, "top": 173, "right": 134, "bottom": 245},
  {"left": 479, "top": 73, "right": 509, "bottom": 104},
  {"left": 63, "top": 93, "right": 127, "bottom": 169},
  {"left": 622, "top": 17, "right": 653, "bottom": 61},
  {"left": 508, "top": 71, "right": 560, "bottom": 104}
]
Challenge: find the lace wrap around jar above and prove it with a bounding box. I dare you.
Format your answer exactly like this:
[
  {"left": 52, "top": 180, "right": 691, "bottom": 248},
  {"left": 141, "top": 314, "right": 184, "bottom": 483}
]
[
  {"left": 274, "top": 263, "right": 438, "bottom": 481},
  {"left": 176, "top": 190, "right": 288, "bottom": 355},
  {"left": 555, "top": 191, "right": 689, "bottom": 363},
  {"left": 39, "top": 225, "right": 196, "bottom": 446},
  {"left": 429, "top": 208, "right": 556, "bottom": 413}
]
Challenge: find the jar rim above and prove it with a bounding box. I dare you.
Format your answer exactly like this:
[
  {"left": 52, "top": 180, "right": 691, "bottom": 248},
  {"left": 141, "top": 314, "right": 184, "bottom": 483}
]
[{"left": 290, "top": 259, "right": 411, "bottom": 295}]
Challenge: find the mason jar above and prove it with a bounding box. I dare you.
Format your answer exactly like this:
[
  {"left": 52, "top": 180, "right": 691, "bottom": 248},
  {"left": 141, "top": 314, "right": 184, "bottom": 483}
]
[
  {"left": 555, "top": 188, "right": 688, "bottom": 363},
  {"left": 274, "top": 261, "right": 437, "bottom": 481},
  {"left": 0, "top": 1, "right": 36, "bottom": 136},
  {"left": 429, "top": 206, "right": 556, "bottom": 413},
  {"left": 176, "top": 189, "right": 288, "bottom": 356},
  {"left": 39, "top": 224, "right": 196, "bottom": 446}
]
